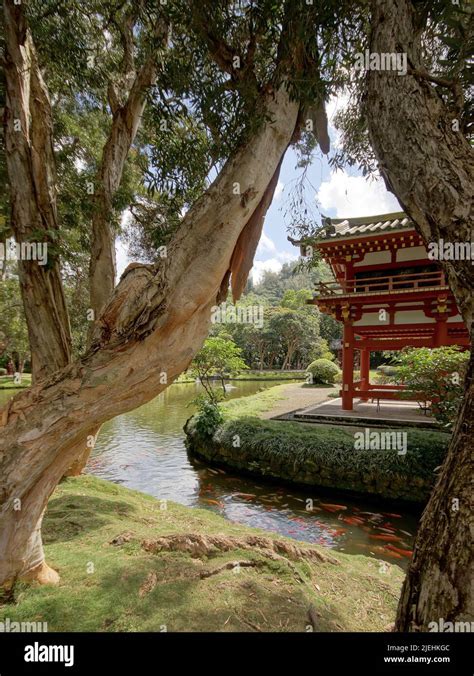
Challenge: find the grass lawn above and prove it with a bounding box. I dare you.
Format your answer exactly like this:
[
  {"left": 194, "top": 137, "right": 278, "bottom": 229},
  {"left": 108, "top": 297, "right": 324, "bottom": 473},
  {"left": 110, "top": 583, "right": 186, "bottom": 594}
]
[
  {"left": 175, "top": 370, "right": 305, "bottom": 384},
  {"left": 0, "top": 373, "right": 32, "bottom": 389},
  {"left": 221, "top": 384, "right": 290, "bottom": 419},
  {"left": 231, "top": 370, "right": 306, "bottom": 381},
  {"left": 1, "top": 476, "right": 404, "bottom": 632}
]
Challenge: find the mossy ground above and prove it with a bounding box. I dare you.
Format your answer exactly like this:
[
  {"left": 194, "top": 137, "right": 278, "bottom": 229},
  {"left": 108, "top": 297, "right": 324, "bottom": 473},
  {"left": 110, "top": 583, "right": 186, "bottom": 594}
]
[{"left": 1, "top": 476, "right": 404, "bottom": 632}]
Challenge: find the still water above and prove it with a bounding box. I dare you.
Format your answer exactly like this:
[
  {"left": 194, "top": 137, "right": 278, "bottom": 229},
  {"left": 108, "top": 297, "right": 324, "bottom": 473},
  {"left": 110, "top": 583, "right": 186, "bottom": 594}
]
[{"left": 0, "top": 381, "right": 419, "bottom": 568}]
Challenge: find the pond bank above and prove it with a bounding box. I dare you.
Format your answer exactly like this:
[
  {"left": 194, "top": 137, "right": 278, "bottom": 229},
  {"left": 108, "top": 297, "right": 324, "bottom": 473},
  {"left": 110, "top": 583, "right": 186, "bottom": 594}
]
[
  {"left": 0, "top": 476, "right": 403, "bottom": 632},
  {"left": 185, "top": 386, "right": 450, "bottom": 504}
]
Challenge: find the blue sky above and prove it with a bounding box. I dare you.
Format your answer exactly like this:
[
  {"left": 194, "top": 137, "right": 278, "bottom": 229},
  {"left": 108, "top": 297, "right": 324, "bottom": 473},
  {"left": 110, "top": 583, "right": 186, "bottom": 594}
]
[
  {"left": 251, "top": 95, "right": 402, "bottom": 281},
  {"left": 116, "top": 95, "right": 401, "bottom": 281}
]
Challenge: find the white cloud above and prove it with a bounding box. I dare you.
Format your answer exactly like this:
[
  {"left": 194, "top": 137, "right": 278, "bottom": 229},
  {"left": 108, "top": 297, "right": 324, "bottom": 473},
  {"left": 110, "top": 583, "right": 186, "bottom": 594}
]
[
  {"left": 115, "top": 237, "right": 130, "bottom": 281},
  {"left": 274, "top": 180, "right": 284, "bottom": 201},
  {"left": 250, "top": 258, "right": 284, "bottom": 283},
  {"left": 74, "top": 157, "right": 86, "bottom": 173},
  {"left": 317, "top": 169, "right": 401, "bottom": 218},
  {"left": 256, "top": 231, "right": 277, "bottom": 256},
  {"left": 251, "top": 250, "right": 298, "bottom": 284},
  {"left": 326, "top": 91, "right": 350, "bottom": 151}
]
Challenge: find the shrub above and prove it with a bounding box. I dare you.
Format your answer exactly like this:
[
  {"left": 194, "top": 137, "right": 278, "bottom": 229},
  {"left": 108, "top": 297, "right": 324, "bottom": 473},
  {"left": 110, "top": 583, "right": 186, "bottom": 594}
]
[
  {"left": 0, "top": 368, "right": 7, "bottom": 376},
  {"left": 393, "top": 346, "right": 469, "bottom": 427},
  {"left": 193, "top": 399, "right": 224, "bottom": 438},
  {"left": 306, "top": 358, "right": 341, "bottom": 384},
  {"left": 374, "top": 365, "right": 400, "bottom": 385}
]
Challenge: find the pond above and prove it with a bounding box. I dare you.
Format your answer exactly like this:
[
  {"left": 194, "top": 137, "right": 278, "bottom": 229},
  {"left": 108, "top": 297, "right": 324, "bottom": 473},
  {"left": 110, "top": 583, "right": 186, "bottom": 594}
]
[{"left": 0, "top": 381, "right": 419, "bottom": 568}]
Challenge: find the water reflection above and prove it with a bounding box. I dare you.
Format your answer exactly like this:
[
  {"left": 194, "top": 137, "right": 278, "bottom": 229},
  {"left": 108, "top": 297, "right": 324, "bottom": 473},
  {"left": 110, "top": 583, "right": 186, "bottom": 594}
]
[
  {"left": 86, "top": 381, "right": 419, "bottom": 568},
  {"left": 0, "top": 382, "right": 418, "bottom": 568}
]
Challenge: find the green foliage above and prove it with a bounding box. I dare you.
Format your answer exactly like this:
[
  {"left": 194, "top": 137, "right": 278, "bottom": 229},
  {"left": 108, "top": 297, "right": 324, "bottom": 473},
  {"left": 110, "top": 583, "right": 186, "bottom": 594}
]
[
  {"left": 195, "top": 417, "right": 450, "bottom": 501},
  {"left": 309, "top": 338, "right": 334, "bottom": 362},
  {"left": 331, "top": 0, "right": 473, "bottom": 175},
  {"left": 208, "top": 262, "right": 341, "bottom": 370},
  {"left": 190, "top": 336, "right": 248, "bottom": 403},
  {"left": 193, "top": 398, "right": 224, "bottom": 438},
  {"left": 374, "top": 364, "right": 400, "bottom": 385},
  {"left": 392, "top": 347, "right": 469, "bottom": 426},
  {"left": 306, "top": 358, "right": 341, "bottom": 384},
  {"left": 0, "top": 271, "right": 30, "bottom": 369}
]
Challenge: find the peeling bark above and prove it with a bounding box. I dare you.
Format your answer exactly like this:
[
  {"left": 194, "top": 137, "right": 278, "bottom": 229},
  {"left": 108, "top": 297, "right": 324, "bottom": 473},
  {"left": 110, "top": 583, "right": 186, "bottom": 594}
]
[
  {"left": 0, "top": 88, "right": 300, "bottom": 586},
  {"left": 366, "top": 0, "right": 473, "bottom": 630},
  {"left": 3, "top": 0, "right": 72, "bottom": 382},
  {"left": 69, "top": 52, "right": 160, "bottom": 477},
  {"left": 89, "top": 56, "right": 159, "bottom": 319}
]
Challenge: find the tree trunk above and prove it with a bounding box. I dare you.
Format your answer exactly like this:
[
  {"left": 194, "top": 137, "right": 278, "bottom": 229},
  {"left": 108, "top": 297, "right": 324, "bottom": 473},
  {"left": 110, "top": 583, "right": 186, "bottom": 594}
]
[
  {"left": 396, "top": 351, "right": 473, "bottom": 630},
  {"left": 3, "top": 0, "right": 72, "bottom": 383},
  {"left": 67, "top": 55, "right": 159, "bottom": 478},
  {"left": 0, "top": 88, "right": 300, "bottom": 586},
  {"left": 366, "top": 0, "right": 474, "bottom": 630},
  {"left": 88, "top": 56, "right": 158, "bottom": 319}
]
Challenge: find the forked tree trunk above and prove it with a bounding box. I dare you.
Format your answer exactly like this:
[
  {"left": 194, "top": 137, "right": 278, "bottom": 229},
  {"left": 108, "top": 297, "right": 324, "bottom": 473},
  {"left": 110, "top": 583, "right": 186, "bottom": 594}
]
[
  {"left": 88, "top": 56, "right": 158, "bottom": 319},
  {"left": 366, "top": 0, "right": 473, "bottom": 629},
  {"left": 0, "top": 88, "right": 300, "bottom": 586},
  {"left": 67, "top": 55, "right": 159, "bottom": 478},
  {"left": 3, "top": 0, "right": 72, "bottom": 382}
]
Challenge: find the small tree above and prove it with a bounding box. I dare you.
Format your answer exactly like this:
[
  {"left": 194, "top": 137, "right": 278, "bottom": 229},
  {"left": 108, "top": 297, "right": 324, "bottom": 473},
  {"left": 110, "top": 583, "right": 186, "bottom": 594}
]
[
  {"left": 190, "top": 336, "right": 248, "bottom": 404},
  {"left": 393, "top": 347, "right": 469, "bottom": 427}
]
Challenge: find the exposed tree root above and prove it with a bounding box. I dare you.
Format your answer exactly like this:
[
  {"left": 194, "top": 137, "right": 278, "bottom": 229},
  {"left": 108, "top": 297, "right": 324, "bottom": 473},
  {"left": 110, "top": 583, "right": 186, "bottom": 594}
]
[
  {"left": 109, "top": 531, "right": 134, "bottom": 546},
  {"left": 308, "top": 603, "right": 320, "bottom": 630},
  {"left": 138, "top": 571, "right": 158, "bottom": 597},
  {"left": 235, "top": 613, "right": 264, "bottom": 632},
  {"left": 199, "top": 560, "right": 258, "bottom": 579},
  {"left": 141, "top": 533, "right": 339, "bottom": 565}
]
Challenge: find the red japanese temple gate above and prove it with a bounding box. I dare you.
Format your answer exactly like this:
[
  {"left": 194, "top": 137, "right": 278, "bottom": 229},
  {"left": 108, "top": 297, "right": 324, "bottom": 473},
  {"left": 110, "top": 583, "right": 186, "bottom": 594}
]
[{"left": 298, "top": 212, "right": 470, "bottom": 411}]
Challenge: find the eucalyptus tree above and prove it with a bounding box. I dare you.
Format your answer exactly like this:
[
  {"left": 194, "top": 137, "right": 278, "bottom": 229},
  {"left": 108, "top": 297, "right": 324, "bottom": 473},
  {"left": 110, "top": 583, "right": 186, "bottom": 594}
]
[
  {"left": 334, "top": 0, "right": 473, "bottom": 630},
  {"left": 0, "top": 0, "right": 359, "bottom": 587}
]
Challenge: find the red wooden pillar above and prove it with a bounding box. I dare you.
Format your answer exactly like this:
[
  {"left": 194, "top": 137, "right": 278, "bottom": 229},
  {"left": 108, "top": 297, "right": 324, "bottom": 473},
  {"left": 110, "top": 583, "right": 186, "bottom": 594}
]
[
  {"left": 344, "top": 260, "right": 354, "bottom": 293},
  {"left": 434, "top": 318, "right": 448, "bottom": 347},
  {"left": 360, "top": 347, "right": 370, "bottom": 401},
  {"left": 342, "top": 322, "right": 354, "bottom": 410}
]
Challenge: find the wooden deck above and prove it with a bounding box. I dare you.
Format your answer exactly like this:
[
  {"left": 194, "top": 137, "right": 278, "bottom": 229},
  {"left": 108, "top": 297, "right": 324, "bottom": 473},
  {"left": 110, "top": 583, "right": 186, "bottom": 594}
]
[{"left": 275, "top": 396, "right": 441, "bottom": 429}]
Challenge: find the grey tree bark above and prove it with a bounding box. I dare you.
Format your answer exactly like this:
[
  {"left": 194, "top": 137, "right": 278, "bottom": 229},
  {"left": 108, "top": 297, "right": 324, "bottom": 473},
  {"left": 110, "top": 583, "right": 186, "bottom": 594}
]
[
  {"left": 3, "top": 0, "right": 72, "bottom": 383},
  {"left": 366, "top": 0, "right": 473, "bottom": 630}
]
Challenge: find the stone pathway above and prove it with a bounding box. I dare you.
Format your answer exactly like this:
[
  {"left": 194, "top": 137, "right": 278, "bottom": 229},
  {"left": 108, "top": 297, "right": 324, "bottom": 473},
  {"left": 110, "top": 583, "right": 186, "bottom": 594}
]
[{"left": 260, "top": 382, "right": 337, "bottom": 419}]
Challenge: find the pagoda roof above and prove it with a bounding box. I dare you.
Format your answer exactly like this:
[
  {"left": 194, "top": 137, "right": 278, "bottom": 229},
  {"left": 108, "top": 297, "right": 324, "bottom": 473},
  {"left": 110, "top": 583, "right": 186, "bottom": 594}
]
[{"left": 313, "top": 211, "right": 414, "bottom": 242}]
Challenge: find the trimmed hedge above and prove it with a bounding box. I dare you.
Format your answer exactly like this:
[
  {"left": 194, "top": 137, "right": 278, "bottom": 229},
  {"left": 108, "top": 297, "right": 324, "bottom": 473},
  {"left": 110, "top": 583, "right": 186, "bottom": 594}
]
[
  {"left": 306, "top": 359, "right": 341, "bottom": 384},
  {"left": 185, "top": 416, "right": 450, "bottom": 503}
]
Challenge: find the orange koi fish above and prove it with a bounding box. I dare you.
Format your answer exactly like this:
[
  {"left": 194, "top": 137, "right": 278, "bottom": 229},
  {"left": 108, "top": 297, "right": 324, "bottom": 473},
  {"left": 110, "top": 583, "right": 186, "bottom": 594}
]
[
  {"left": 369, "top": 534, "right": 403, "bottom": 542},
  {"left": 386, "top": 544, "right": 413, "bottom": 558},
  {"left": 342, "top": 516, "right": 365, "bottom": 526},
  {"left": 320, "top": 503, "right": 348, "bottom": 512},
  {"left": 202, "top": 499, "right": 223, "bottom": 507},
  {"left": 383, "top": 549, "right": 403, "bottom": 560}
]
